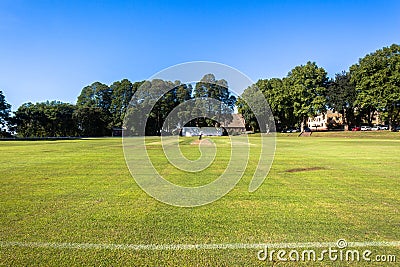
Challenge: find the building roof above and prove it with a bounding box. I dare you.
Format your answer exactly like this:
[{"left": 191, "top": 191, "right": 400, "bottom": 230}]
[{"left": 223, "top": 114, "right": 246, "bottom": 128}]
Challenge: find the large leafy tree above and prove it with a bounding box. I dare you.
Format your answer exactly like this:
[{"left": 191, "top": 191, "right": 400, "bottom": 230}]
[
  {"left": 236, "top": 85, "right": 263, "bottom": 132},
  {"left": 124, "top": 79, "right": 182, "bottom": 135},
  {"left": 194, "top": 74, "right": 236, "bottom": 109},
  {"left": 173, "top": 83, "right": 194, "bottom": 129},
  {"left": 239, "top": 63, "right": 328, "bottom": 132},
  {"left": 109, "top": 79, "right": 144, "bottom": 128},
  {"left": 110, "top": 79, "right": 133, "bottom": 128},
  {"left": 237, "top": 79, "right": 286, "bottom": 132},
  {"left": 176, "top": 83, "right": 192, "bottom": 103},
  {"left": 146, "top": 79, "right": 177, "bottom": 135},
  {"left": 44, "top": 102, "right": 77, "bottom": 136},
  {"left": 326, "top": 71, "right": 356, "bottom": 130},
  {"left": 0, "top": 90, "right": 11, "bottom": 136},
  {"left": 73, "top": 106, "right": 108, "bottom": 137},
  {"left": 76, "top": 81, "right": 113, "bottom": 135},
  {"left": 14, "top": 103, "right": 43, "bottom": 137},
  {"left": 285, "top": 61, "right": 328, "bottom": 131},
  {"left": 14, "top": 101, "right": 77, "bottom": 137},
  {"left": 257, "top": 78, "right": 296, "bottom": 131},
  {"left": 193, "top": 74, "right": 236, "bottom": 127},
  {"left": 350, "top": 44, "right": 400, "bottom": 130}
]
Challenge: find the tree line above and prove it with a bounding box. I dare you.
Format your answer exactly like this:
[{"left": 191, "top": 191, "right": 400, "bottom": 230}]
[
  {"left": 238, "top": 44, "right": 400, "bottom": 131},
  {"left": 0, "top": 43, "right": 399, "bottom": 137},
  {"left": 0, "top": 74, "right": 236, "bottom": 137}
]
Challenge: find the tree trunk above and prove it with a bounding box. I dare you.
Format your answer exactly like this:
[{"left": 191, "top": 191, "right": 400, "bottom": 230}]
[
  {"left": 342, "top": 109, "right": 349, "bottom": 131},
  {"left": 300, "top": 117, "right": 306, "bottom": 132},
  {"left": 390, "top": 106, "right": 400, "bottom": 131}
]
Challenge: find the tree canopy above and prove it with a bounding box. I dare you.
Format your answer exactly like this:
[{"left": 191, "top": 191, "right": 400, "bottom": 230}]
[
  {"left": 326, "top": 71, "right": 356, "bottom": 129},
  {"left": 124, "top": 74, "right": 236, "bottom": 136},
  {"left": 14, "top": 101, "right": 77, "bottom": 137},
  {"left": 238, "top": 62, "right": 328, "bottom": 132},
  {"left": 350, "top": 44, "right": 400, "bottom": 130},
  {"left": 285, "top": 61, "right": 328, "bottom": 131}
]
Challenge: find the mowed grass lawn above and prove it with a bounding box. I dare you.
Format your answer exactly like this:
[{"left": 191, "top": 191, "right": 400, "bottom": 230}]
[{"left": 0, "top": 132, "right": 399, "bottom": 266}]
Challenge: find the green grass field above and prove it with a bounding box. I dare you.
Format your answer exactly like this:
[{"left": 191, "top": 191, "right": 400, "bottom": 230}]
[{"left": 0, "top": 132, "right": 399, "bottom": 266}]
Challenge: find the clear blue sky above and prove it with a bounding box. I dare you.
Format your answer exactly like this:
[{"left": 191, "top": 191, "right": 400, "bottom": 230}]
[{"left": 1, "top": 0, "right": 399, "bottom": 110}]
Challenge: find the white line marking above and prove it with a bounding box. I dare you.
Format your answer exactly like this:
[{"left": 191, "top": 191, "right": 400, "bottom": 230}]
[{"left": 0, "top": 241, "right": 399, "bottom": 251}]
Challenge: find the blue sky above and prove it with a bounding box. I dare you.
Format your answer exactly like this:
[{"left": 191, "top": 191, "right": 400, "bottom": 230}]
[{"left": 1, "top": 0, "right": 399, "bottom": 110}]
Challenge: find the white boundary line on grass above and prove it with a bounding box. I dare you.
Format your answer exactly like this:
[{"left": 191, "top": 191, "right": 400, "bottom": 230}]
[{"left": 0, "top": 241, "right": 399, "bottom": 251}]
